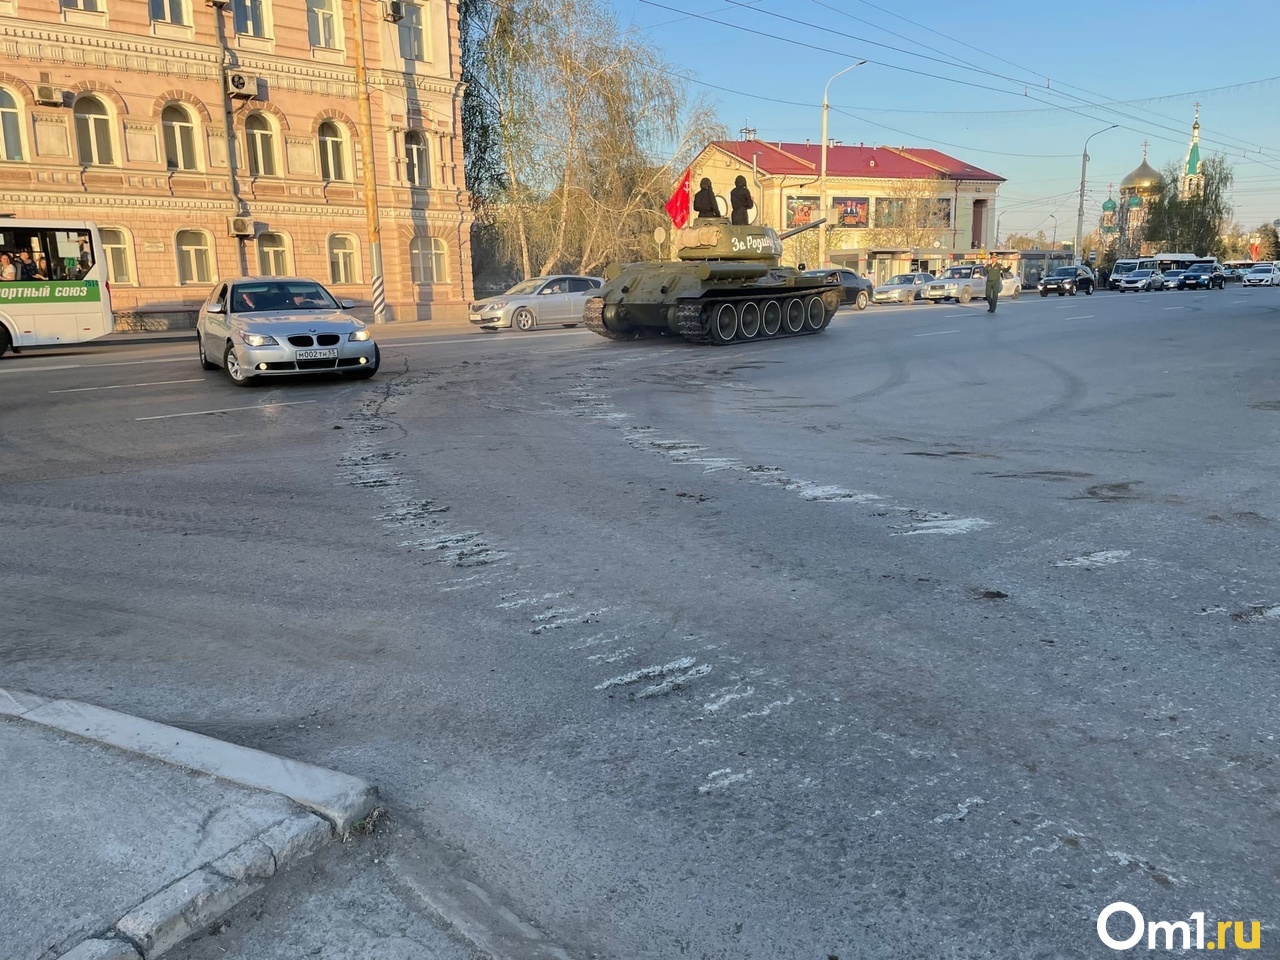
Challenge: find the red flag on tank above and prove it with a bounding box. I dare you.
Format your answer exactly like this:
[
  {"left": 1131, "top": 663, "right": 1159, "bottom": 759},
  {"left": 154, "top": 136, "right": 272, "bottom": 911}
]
[{"left": 664, "top": 168, "right": 691, "bottom": 229}]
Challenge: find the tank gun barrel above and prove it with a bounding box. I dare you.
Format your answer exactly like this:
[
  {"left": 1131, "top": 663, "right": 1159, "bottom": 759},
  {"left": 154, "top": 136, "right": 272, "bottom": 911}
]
[{"left": 779, "top": 217, "right": 828, "bottom": 241}]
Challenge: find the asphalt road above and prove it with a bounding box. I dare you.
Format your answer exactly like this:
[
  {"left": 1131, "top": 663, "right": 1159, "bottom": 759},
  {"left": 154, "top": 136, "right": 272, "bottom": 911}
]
[{"left": 3, "top": 286, "right": 1278, "bottom": 959}]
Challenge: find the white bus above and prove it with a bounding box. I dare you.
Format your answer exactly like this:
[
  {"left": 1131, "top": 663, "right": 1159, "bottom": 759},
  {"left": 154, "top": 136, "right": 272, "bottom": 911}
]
[{"left": 0, "top": 219, "right": 113, "bottom": 358}]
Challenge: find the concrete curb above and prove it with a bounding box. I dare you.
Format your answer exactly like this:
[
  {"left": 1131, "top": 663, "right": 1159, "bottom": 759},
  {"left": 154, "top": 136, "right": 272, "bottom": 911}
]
[{"left": 1, "top": 689, "right": 379, "bottom": 960}]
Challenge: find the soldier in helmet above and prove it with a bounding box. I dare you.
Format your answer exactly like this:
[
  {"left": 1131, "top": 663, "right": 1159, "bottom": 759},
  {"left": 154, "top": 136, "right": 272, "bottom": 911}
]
[
  {"left": 730, "top": 175, "right": 754, "bottom": 225},
  {"left": 693, "top": 177, "right": 719, "bottom": 219}
]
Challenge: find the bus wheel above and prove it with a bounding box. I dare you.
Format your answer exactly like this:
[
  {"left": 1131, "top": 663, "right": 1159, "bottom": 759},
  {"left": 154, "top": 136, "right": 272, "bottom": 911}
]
[{"left": 0, "top": 326, "right": 9, "bottom": 358}]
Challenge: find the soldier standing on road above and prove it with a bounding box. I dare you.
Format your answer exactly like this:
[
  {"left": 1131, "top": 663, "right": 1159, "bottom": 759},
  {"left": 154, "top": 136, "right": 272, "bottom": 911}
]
[
  {"left": 693, "top": 178, "right": 720, "bottom": 219},
  {"left": 730, "top": 176, "right": 754, "bottom": 225},
  {"left": 985, "top": 252, "right": 1002, "bottom": 313}
]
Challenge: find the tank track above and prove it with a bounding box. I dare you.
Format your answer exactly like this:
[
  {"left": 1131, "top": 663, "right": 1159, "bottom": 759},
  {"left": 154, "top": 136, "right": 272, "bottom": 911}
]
[
  {"left": 583, "top": 297, "right": 630, "bottom": 340},
  {"left": 676, "top": 291, "right": 837, "bottom": 345}
]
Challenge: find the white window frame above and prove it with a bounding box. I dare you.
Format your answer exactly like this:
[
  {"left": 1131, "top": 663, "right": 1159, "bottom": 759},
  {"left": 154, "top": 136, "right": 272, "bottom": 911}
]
[
  {"left": 398, "top": 3, "right": 426, "bottom": 61},
  {"left": 327, "top": 234, "right": 359, "bottom": 284},
  {"left": 317, "top": 120, "right": 347, "bottom": 182},
  {"left": 161, "top": 103, "right": 199, "bottom": 171},
  {"left": 306, "top": 0, "right": 340, "bottom": 49},
  {"left": 0, "top": 88, "right": 23, "bottom": 162},
  {"left": 404, "top": 130, "right": 429, "bottom": 187},
  {"left": 256, "top": 232, "right": 290, "bottom": 276},
  {"left": 73, "top": 96, "right": 115, "bottom": 166},
  {"left": 100, "top": 227, "right": 134, "bottom": 285},
  {"left": 233, "top": 0, "right": 268, "bottom": 37},
  {"left": 245, "top": 113, "right": 277, "bottom": 177},
  {"left": 149, "top": 0, "right": 189, "bottom": 26},
  {"left": 410, "top": 236, "right": 447, "bottom": 284},
  {"left": 175, "top": 229, "right": 214, "bottom": 285}
]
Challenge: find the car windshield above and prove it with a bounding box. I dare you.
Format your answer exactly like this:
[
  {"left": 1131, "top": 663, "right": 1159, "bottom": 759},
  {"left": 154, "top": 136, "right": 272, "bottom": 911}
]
[
  {"left": 1129, "top": 271, "right": 1151, "bottom": 278},
  {"left": 231, "top": 280, "right": 338, "bottom": 313},
  {"left": 1249, "top": 266, "right": 1272, "bottom": 273},
  {"left": 503, "top": 279, "right": 546, "bottom": 296},
  {"left": 1049, "top": 268, "right": 1075, "bottom": 278},
  {"left": 1187, "top": 265, "right": 1212, "bottom": 273},
  {"left": 888, "top": 275, "right": 916, "bottom": 284},
  {"left": 939, "top": 267, "right": 974, "bottom": 279},
  {"left": 1113, "top": 263, "right": 1136, "bottom": 274}
]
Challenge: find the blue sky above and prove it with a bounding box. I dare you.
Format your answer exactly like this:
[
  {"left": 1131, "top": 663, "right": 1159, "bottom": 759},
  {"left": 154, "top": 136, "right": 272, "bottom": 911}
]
[{"left": 608, "top": 0, "right": 1280, "bottom": 240}]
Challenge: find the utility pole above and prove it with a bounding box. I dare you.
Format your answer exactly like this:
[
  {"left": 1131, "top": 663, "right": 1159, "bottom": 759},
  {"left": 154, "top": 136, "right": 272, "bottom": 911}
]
[
  {"left": 351, "top": 0, "right": 387, "bottom": 323},
  {"left": 1076, "top": 125, "right": 1117, "bottom": 267},
  {"left": 818, "top": 61, "right": 866, "bottom": 270},
  {"left": 211, "top": 0, "right": 248, "bottom": 278}
]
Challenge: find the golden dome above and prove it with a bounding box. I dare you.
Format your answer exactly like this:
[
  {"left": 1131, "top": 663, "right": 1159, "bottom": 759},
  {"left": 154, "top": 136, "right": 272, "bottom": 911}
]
[{"left": 1120, "top": 159, "right": 1161, "bottom": 193}]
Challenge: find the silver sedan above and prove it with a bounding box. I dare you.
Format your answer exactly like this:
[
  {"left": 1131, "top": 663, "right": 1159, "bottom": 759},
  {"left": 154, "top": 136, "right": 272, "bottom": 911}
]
[
  {"left": 872, "top": 272, "right": 934, "bottom": 304},
  {"left": 469, "top": 276, "right": 603, "bottom": 331},
  {"left": 196, "top": 277, "right": 379, "bottom": 386}
]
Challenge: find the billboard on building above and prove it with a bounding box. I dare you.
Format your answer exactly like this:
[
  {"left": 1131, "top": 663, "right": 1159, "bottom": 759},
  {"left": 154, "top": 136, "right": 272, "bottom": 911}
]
[
  {"left": 786, "top": 196, "right": 821, "bottom": 229},
  {"left": 833, "top": 197, "right": 869, "bottom": 228}
]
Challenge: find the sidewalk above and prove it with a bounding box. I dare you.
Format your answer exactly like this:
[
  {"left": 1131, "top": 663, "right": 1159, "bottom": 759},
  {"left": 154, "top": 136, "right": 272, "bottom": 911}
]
[
  {"left": 99, "top": 317, "right": 477, "bottom": 347},
  {"left": 0, "top": 689, "right": 378, "bottom": 960}
]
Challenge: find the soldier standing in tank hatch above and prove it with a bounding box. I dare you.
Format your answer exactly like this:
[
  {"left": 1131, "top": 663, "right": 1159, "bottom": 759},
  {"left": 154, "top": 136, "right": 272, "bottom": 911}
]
[
  {"left": 730, "top": 175, "right": 754, "bottom": 225},
  {"left": 693, "top": 177, "right": 719, "bottom": 219}
]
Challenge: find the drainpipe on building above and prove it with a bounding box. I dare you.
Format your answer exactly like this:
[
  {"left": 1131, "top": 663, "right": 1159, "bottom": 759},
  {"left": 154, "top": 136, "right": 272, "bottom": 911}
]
[
  {"left": 350, "top": 0, "right": 387, "bottom": 323},
  {"left": 211, "top": 0, "right": 249, "bottom": 278}
]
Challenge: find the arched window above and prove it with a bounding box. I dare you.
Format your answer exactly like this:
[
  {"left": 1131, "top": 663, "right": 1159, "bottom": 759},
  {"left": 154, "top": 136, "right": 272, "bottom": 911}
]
[
  {"left": 245, "top": 113, "right": 276, "bottom": 177},
  {"left": 175, "top": 229, "right": 213, "bottom": 284},
  {"left": 100, "top": 228, "right": 133, "bottom": 285},
  {"left": 328, "top": 234, "right": 359, "bottom": 284},
  {"left": 317, "top": 120, "right": 346, "bottom": 181},
  {"left": 257, "top": 232, "right": 289, "bottom": 276},
  {"left": 404, "top": 131, "right": 428, "bottom": 187},
  {"left": 409, "top": 236, "right": 448, "bottom": 284},
  {"left": 0, "top": 89, "right": 21, "bottom": 161},
  {"left": 161, "top": 103, "right": 198, "bottom": 171},
  {"left": 73, "top": 96, "right": 114, "bottom": 166}
]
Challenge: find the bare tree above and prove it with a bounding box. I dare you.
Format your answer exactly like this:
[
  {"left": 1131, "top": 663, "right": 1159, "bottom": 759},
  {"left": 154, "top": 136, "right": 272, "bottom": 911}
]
[{"left": 854, "top": 177, "right": 953, "bottom": 252}]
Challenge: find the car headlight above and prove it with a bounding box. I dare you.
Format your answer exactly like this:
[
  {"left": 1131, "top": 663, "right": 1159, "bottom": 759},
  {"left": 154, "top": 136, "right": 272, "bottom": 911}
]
[
  {"left": 348, "top": 327, "right": 371, "bottom": 342},
  {"left": 485, "top": 301, "right": 508, "bottom": 311},
  {"left": 239, "top": 332, "right": 278, "bottom": 347}
]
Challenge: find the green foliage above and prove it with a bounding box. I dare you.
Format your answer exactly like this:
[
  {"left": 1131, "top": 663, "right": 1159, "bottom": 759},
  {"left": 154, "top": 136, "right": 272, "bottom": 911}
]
[{"left": 1142, "top": 155, "right": 1234, "bottom": 257}]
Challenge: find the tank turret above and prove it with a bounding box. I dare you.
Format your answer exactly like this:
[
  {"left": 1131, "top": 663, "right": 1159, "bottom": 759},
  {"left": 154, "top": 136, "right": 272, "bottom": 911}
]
[{"left": 584, "top": 216, "right": 842, "bottom": 345}]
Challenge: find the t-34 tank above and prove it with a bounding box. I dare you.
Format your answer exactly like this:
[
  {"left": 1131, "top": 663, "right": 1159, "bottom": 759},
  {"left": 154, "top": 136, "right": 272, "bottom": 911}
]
[{"left": 583, "top": 217, "right": 840, "bottom": 345}]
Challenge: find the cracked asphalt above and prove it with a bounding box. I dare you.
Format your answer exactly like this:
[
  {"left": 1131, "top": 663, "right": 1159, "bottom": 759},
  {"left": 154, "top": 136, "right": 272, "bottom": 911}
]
[{"left": 3, "top": 288, "right": 1277, "bottom": 958}]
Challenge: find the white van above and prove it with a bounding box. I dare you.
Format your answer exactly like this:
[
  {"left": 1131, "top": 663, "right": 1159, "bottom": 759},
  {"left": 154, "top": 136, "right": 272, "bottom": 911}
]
[{"left": 1108, "top": 258, "right": 1156, "bottom": 289}]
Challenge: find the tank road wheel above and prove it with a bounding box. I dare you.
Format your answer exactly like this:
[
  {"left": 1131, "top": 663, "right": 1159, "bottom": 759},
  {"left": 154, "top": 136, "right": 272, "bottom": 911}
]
[
  {"left": 761, "top": 300, "right": 782, "bottom": 337},
  {"left": 959, "top": 287, "right": 972, "bottom": 304},
  {"left": 783, "top": 298, "right": 805, "bottom": 334},
  {"left": 710, "top": 302, "right": 739, "bottom": 344},
  {"left": 805, "top": 296, "right": 826, "bottom": 331},
  {"left": 738, "top": 301, "right": 761, "bottom": 340}
]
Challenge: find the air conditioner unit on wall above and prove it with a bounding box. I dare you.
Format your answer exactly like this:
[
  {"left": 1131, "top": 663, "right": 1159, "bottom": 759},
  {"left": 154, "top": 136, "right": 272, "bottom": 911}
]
[
  {"left": 383, "top": 0, "right": 404, "bottom": 21},
  {"left": 225, "top": 72, "right": 259, "bottom": 99},
  {"left": 228, "top": 216, "right": 254, "bottom": 237},
  {"left": 34, "top": 85, "right": 65, "bottom": 107}
]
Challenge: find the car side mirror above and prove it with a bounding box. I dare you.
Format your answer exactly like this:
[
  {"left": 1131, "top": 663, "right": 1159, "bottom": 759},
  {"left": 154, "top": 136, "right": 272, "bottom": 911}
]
[
  {"left": 340, "top": 299, "right": 357, "bottom": 309},
  {"left": 206, "top": 302, "right": 224, "bottom": 314}
]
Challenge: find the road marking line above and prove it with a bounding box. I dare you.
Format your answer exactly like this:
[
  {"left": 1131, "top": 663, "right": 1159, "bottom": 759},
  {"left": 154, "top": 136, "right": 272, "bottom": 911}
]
[
  {"left": 914, "top": 329, "right": 960, "bottom": 337},
  {"left": 1162, "top": 306, "right": 1184, "bottom": 311},
  {"left": 1064, "top": 315, "right": 1094, "bottom": 320},
  {"left": 0, "top": 363, "right": 84, "bottom": 374},
  {"left": 50, "top": 378, "right": 205, "bottom": 394},
  {"left": 135, "top": 400, "right": 316, "bottom": 421}
]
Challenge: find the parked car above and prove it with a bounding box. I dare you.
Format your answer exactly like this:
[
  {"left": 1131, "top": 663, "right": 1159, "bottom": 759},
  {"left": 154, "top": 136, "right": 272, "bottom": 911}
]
[
  {"left": 998, "top": 270, "right": 1022, "bottom": 299},
  {"left": 1242, "top": 263, "right": 1280, "bottom": 287},
  {"left": 469, "top": 275, "right": 603, "bottom": 331},
  {"left": 1161, "top": 269, "right": 1185, "bottom": 289},
  {"left": 872, "top": 272, "right": 934, "bottom": 304},
  {"left": 1176, "top": 263, "right": 1226, "bottom": 290},
  {"left": 1037, "top": 265, "right": 1096, "bottom": 296},
  {"left": 1118, "top": 269, "right": 1165, "bottom": 292},
  {"left": 922, "top": 265, "right": 987, "bottom": 304},
  {"left": 802, "top": 268, "right": 873, "bottom": 310},
  {"left": 197, "top": 277, "right": 379, "bottom": 386}
]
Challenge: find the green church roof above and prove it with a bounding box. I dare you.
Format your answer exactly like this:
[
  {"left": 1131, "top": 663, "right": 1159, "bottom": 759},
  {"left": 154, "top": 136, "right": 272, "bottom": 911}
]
[{"left": 1186, "top": 141, "right": 1200, "bottom": 177}]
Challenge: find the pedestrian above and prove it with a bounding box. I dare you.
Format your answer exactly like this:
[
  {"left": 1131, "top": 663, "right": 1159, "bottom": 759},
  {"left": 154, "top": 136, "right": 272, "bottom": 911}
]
[{"left": 984, "top": 251, "right": 1002, "bottom": 313}]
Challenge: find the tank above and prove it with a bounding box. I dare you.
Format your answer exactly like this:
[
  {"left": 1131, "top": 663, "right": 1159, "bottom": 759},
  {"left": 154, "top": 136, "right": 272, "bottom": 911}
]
[{"left": 583, "top": 217, "right": 841, "bottom": 345}]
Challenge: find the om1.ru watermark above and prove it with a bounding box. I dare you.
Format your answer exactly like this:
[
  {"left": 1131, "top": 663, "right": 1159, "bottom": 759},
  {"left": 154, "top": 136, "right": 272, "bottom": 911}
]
[{"left": 1098, "top": 902, "right": 1262, "bottom": 951}]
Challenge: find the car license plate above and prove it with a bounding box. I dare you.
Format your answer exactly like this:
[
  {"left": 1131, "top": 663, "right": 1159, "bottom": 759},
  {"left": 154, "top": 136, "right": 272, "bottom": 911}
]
[{"left": 296, "top": 348, "right": 338, "bottom": 360}]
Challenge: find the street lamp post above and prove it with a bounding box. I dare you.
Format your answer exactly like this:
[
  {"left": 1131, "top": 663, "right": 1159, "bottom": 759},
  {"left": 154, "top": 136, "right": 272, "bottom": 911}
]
[
  {"left": 1049, "top": 214, "right": 1057, "bottom": 273},
  {"left": 818, "top": 60, "right": 867, "bottom": 270},
  {"left": 1075, "top": 124, "right": 1117, "bottom": 266}
]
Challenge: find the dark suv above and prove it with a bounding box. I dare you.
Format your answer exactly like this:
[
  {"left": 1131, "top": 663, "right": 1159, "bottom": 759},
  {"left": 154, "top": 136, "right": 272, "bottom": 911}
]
[
  {"left": 1176, "top": 263, "right": 1226, "bottom": 290},
  {"left": 1038, "top": 265, "right": 1095, "bottom": 297}
]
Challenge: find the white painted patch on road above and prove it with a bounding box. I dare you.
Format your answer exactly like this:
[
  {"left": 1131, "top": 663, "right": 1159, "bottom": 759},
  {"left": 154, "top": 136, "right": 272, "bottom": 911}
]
[
  {"left": 703, "top": 686, "right": 755, "bottom": 713},
  {"left": 1053, "top": 550, "right": 1131, "bottom": 567},
  {"left": 914, "top": 329, "right": 960, "bottom": 337},
  {"left": 932, "top": 796, "right": 986, "bottom": 823},
  {"left": 135, "top": 400, "right": 316, "bottom": 420},
  {"left": 893, "top": 512, "right": 992, "bottom": 536},
  {"left": 639, "top": 662, "right": 712, "bottom": 698},
  {"left": 498, "top": 592, "right": 568, "bottom": 609},
  {"left": 1162, "top": 306, "right": 1184, "bottom": 311},
  {"left": 595, "top": 657, "right": 697, "bottom": 691},
  {"left": 698, "top": 768, "right": 753, "bottom": 794},
  {"left": 1064, "top": 315, "right": 1094, "bottom": 320},
  {"left": 50, "top": 377, "right": 204, "bottom": 393},
  {"left": 741, "top": 696, "right": 795, "bottom": 719},
  {"left": 1232, "top": 604, "right": 1280, "bottom": 623},
  {"left": 588, "top": 646, "right": 636, "bottom": 664}
]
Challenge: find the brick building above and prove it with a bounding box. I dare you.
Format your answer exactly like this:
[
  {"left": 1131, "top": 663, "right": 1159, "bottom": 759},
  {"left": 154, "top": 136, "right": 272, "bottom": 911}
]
[{"left": 0, "top": 0, "right": 472, "bottom": 328}]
